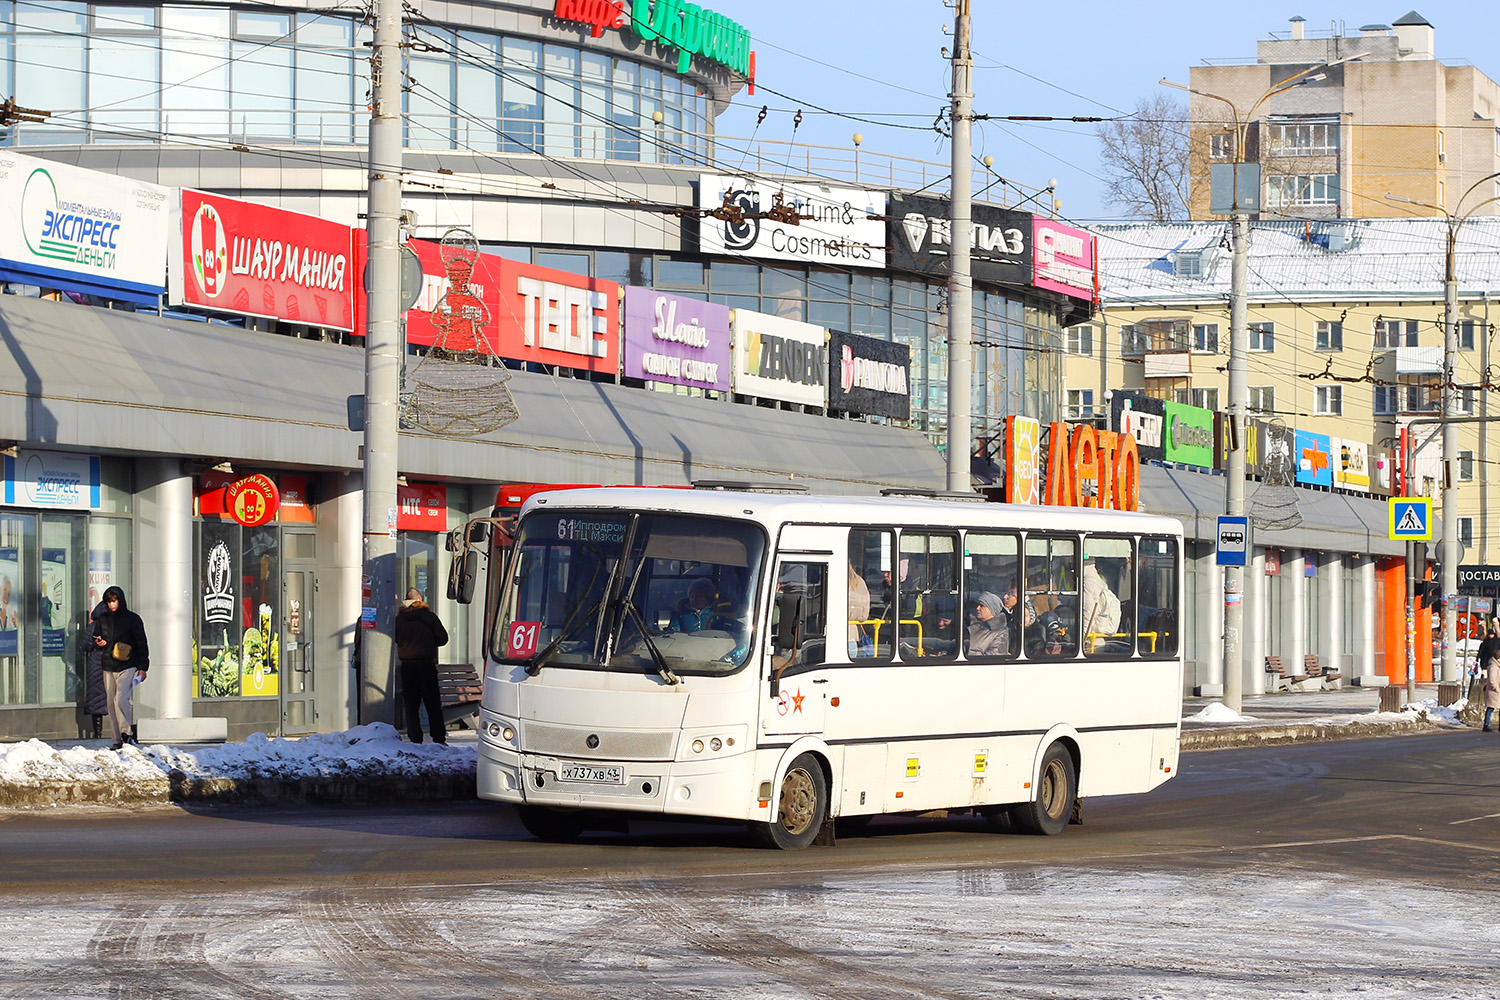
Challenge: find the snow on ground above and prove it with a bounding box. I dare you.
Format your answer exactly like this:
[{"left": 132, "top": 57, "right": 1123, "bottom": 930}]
[
  {"left": 0, "top": 723, "right": 476, "bottom": 790},
  {"left": 1184, "top": 702, "right": 1256, "bottom": 723}
]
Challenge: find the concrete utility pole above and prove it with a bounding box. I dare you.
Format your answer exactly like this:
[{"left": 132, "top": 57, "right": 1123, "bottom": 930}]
[
  {"left": 1388, "top": 172, "right": 1500, "bottom": 684},
  {"left": 361, "top": 0, "right": 403, "bottom": 724},
  {"left": 945, "top": 0, "right": 973, "bottom": 493},
  {"left": 1162, "top": 55, "right": 1363, "bottom": 711}
]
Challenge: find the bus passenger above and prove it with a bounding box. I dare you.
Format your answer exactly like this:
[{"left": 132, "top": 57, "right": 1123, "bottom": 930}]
[
  {"left": 1081, "top": 555, "right": 1122, "bottom": 651},
  {"left": 967, "top": 591, "right": 1009, "bottom": 657},
  {"left": 670, "top": 577, "right": 718, "bottom": 633},
  {"left": 847, "top": 563, "right": 872, "bottom": 657}
]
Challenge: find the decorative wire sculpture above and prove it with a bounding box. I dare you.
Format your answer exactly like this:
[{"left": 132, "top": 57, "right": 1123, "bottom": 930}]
[
  {"left": 1249, "top": 417, "right": 1303, "bottom": 531},
  {"left": 400, "top": 228, "right": 520, "bottom": 437}
]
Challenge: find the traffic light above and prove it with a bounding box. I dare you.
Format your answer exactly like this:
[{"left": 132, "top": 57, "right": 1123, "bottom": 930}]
[{"left": 1414, "top": 579, "right": 1442, "bottom": 609}]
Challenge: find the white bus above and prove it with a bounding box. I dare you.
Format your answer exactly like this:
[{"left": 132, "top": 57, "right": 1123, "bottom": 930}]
[{"left": 455, "top": 484, "right": 1184, "bottom": 849}]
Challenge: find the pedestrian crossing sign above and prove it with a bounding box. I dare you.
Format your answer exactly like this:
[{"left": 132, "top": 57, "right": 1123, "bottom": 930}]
[{"left": 1388, "top": 497, "right": 1432, "bottom": 540}]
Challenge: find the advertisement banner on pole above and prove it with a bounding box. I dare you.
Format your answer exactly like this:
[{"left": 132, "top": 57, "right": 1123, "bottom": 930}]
[
  {"left": 0, "top": 150, "right": 169, "bottom": 303},
  {"left": 730, "top": 308, "right": 828, "bottom": 406},
  {"left": 172, "top": 190, "right": 356, "bottom": 330},
  {"left": 698, "top": 174, "right": 886, "bottom": 269},
  {"left": 621, "top": 287, "right": 731, "bottom": 392}
]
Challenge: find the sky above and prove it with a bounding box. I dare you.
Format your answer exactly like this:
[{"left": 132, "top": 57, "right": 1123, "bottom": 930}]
[{"left": 703, "top": 3, "right": 1500, "bottom": 222}]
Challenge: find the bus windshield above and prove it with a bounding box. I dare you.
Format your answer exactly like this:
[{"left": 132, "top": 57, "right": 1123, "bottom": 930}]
[{"left": 494, "top": 510, "right": 767, "bottom": 677}]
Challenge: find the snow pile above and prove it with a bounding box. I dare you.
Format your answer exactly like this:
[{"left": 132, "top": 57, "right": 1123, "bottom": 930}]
[
  {"left": 0, "top": 723, "right": 477, "bottom": 789},
  {"left": 1185, "top": 702, "right": 1257, "bottom": 724}
]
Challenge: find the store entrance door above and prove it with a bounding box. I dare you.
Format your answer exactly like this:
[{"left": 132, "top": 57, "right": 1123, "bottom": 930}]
[{"left": 281, "top": 566, "right": 317, "bottom": 734}]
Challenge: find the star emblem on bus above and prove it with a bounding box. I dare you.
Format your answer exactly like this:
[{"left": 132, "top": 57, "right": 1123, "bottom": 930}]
[{"left": 791, "top": 688, "right": 806, "bottom": 713}]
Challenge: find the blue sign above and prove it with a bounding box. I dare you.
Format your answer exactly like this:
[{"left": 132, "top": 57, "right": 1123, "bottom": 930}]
[
  {"left": 1389, "top": 497, "right": 1432, "bottom": 540},
  {"left": 1293, "top": 430, "right": 1333, "bottom": 488},
  {"left": 1216, "top": 516, "right": 1249, "bottom": 566}
]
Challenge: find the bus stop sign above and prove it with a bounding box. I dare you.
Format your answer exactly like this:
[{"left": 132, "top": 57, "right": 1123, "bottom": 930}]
[{"left": 1216, "top": 515, "right": 1249, "bottom": 566}]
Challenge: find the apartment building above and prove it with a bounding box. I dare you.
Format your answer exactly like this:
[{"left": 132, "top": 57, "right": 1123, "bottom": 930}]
[{"left": 1181, "top": 12, "right": 1500, "bottom": 220}]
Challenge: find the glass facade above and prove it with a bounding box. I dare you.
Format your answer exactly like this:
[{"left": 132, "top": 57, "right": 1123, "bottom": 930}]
[{"left": 1, "top": 2, "right": 710, "bottom": 161}]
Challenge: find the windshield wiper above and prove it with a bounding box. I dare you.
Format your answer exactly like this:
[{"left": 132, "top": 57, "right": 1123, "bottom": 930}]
[{"left": 621, "top": 599, "right": 680, "bottom": 685}]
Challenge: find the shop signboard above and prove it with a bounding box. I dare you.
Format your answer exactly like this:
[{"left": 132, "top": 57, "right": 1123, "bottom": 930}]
[
  {"left": 551, "top": 0, "right": 753, "bottom": 80},
  {"left": 398, "top": 483, "right": 447, "bottom": 531},
  {"left": 1163, "top": 400, "right": 1214, "bottom": 468},
  {"left": 1032, "top": 218, "right": 1096, "bottom": 302},
  {"left": 1332, "top": 437, "right": 1370, "bottom": 492},
  {"left": 699, "top": 175, "right": 886, "bottom": 269},
  {"left": 226, "top": 474, "right": 280, "bottom": 527},
  {"left": 1459, "top": 565, "right": 1500, "bottom": 590},
  {"left": 1294, "top": 429, "right": 1333, "bottom": 487},
  {"left": 1213, "top": 415, "right": 1265, "bottom": 476},
  {"left": 1110, "top": 392, "right": 1165, "bottom": 464},
  {"left": 0, "top": 150, "right": 169, "bottom": 304},
  {"left": 172, "top": 190, "right": 356, "bottom": 331},
  {"left": 730, "top": 308, "right": 828, "bottom": 406},
  {"left": 1005, "top": 415, "right": 1041, "bottom": 505},
  {"left": 621, "top": 287, "right": 731, "bottom": 392},
  {"left": 2, "top": 450, "right": 101, "bottom": 510},
  {"left": 888, "top": 192, "right": 1031, "bottom": 287},
  {"left": 827, "top": 330, "right": 911, "bottom": 420}
]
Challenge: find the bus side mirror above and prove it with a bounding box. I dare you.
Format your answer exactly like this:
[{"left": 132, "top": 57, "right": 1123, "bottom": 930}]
[
  {"left": 448, "top": 550, "right": 478, "bottom": 604},
  {"left": 445, "top": 527, "right": 463, "bottom": 553}
]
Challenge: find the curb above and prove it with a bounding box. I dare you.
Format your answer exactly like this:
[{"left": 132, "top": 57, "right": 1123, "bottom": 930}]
[
  {"left": 1182, "top": 719, "right": 1443, "bottom": 750},
  {"left": 0, "top": 771, "right": 478, "bottom": 809}
]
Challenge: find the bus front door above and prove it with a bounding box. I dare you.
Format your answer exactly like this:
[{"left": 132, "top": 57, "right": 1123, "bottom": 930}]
[{"left": 762, "top": 557, "right": 830, "bottom": 738}]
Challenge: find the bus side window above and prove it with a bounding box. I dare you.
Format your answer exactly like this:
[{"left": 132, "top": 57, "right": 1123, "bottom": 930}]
[
  {"left": 964, "top": 531, "right": 1019, "bottom": 660},
  {"left": 1024, "top": 535, "right": 1079, "bottom": 659},
  {"left": 898, "top": 531, "right": 959, "bottom": 661},
  {"left": 772, "top": 561, "right": 826, "bottom": 672},
  {"left": 849, "top": 528, "right": 893, "bottom": 660},
  {"left": 1082, "top": 536, "right": 1133, "bottom": 658},
  {"left": 1137, "top": 537, "right": 1179, "bottom": 656}
]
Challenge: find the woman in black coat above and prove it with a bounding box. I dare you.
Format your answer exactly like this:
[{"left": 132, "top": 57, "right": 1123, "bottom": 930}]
[
  {"left": 91, "top": 586, "right": 149, "bottom": 750},
  {"left": 83, "top": 599, "right": 109, "bottom": 738}
]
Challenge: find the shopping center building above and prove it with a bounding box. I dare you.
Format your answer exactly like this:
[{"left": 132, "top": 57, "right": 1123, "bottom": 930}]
[{"left": 0, "top": 1, "right": 1095, "bottom": 740}]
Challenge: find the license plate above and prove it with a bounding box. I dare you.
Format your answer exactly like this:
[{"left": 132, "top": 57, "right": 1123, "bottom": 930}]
[{"left": 561, "top": 763, "right": 625, "bottom": 784}]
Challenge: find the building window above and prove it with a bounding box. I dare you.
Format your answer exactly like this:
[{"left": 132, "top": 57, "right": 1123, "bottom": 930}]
[
  {"left": 1249, "top": 385, "right": 1275, "bottom": 414},
  {"left": 1459, "top": 517, "right": 1474, "bottom": 550},
  {"left": 1316, "top": 321, "right": 1342, "bottom": 351},
  {"left": 1210, "top": 133, "right": 1236, "bottom": 159},
  {"left": 1146, "top": 378, "right": 1190, "bottom": 403},
  {"left": 1459, "top": 319, "right": 1476, "bottom": 350},
  {"left": 1192, "top": 322, "right": 1219, "bottom": 353},
  {"left": 1265, "top": 173, "right": 1339, "bottom": 209},
  {"left": 1120, "top": 324, "right": 1146, "bottom": 356},
  {"left": 1315, "top": 385, "right": 1342, "bottom": 415},
  {"left": 1066, "top": 325, "right": 1094, "bottom": 356},
  {"left": 1374, "top": 386, "right": 1398, "bottom": 415},
  {"left": 1375, "top": 319, "right": 1419, "bottom": 348},
  {"left": 1462, "top": 387, "right": 1477, "bottom": 415},
  {"left": 1192, "top": 387, "right": 1219, "bottom": 411},
  {"left": 1267, "top": 119, "right": 1339, "bottom": 156},
  {"left": 1066, "top": 389, "right": 1095, "bottom": 419},
  {"left": 1460, "top": 450, "right": 1475, "bottom": 482},
  {"left": 1249, "top": 322, "right": 1274, "bottom": 352},
  {"left": 1399, "top": 376, "right": 1440, "bottom": 414}
]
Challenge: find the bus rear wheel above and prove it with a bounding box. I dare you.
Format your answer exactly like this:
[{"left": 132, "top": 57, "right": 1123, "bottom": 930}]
[
  {"left": 1012, "top": 743, "right": 1076, "bottom": 836},
  {"left": 755, "top": 753, "right": 828, "bottom": 850},
  {"left": 517, "top": 805, "right": 586, "bottom": 842}
]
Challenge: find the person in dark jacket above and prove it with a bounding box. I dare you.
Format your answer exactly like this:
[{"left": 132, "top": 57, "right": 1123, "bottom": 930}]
[
  {"left": 84, "top": 598, "right": 110, "bottom": 739},
  {"left": 1477, "top": 626, "right": 1500, "bottom": 731},
  {"left": 91, "top": 586, "right": 149, "bottom": 750},
  {"left": 394, "top": 587, "right": 449, "bottom": 744}
]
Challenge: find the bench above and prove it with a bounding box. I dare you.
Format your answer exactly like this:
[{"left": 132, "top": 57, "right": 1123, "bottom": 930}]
[{"left": 437, "top": 663, "right": 483, "bottom": 728}]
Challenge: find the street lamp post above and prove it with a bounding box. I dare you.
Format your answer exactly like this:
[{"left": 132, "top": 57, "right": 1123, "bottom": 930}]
[
  {"left": 1162, "top": 55, "right": 1364, "bottom": 712},
  {"left": 1387, "top": 173, "right": 1500, "bottom": 686}
]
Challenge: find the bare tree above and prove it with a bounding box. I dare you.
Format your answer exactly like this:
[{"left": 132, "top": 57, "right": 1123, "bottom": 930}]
[{"left": 1096, "top": 94, "right": 1190, "bottom": 222}]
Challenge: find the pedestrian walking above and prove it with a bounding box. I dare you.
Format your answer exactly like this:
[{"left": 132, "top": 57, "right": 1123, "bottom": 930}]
[
  {"left": 394, "top": 587, "right": 449, "bottom": 744},
  {"left": 1478, "top": 626, "right": 1500, "bottom": 732},
  {"left": 91, "top": 586, "right": 149, "bottom": 750}
]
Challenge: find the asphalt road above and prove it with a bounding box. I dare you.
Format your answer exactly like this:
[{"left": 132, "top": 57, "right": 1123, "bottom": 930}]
[{"left": 2, "top": 731, "right": 1497, "bottom": 998}]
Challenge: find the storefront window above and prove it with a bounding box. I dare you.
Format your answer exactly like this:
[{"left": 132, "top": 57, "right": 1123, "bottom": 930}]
[
  {"left": 39, "top": 514, "right": 85, "bottom": 704},
  {"left": 0, "top": 513, "right": 34, "bottom": 704}
]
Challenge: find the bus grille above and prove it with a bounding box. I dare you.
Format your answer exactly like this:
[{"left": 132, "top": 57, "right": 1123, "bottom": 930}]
[{"left": 522, "top": 722, "right": 677, "bottom": 761}]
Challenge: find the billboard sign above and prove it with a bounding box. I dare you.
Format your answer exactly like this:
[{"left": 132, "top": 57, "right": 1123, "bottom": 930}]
[
  {"left": 173, "top": 190, "right": 356, "bottom": 330},
  {"left": 1294, "top": 429, "right": 1333, "bottom": 487},
  {"left": 0, "top": 150, "right": 169, "bottom": 303},
  {"left": 827, "top": 330, "right": 911, "bottom": 419},
  {"left": 621, "top": 287, "right": 731, "bottom": 391},
  {"left": 1032, "top": 218, "right": 1096, "bottom": 302},
  {"left": 731, "top": 308, "right": 827, "bottom": 406},
  {"left": 1163, "top": 400, "right": 1215, "bottom": 468},
  {"left": 699, "top": 174, "right": 886, "bottom": 269},
  {"left": 1333, "top": 437, "right": 1371, "bottom": 492},
  {"left": 888, "top": 192, "right": 1031, "bottom": 287},
  {"left": 2, "top": 450, "right": 101, "bottom": 510},
  {"left": 1110, "top": 392, "right": 1165, "bottom": 464}
]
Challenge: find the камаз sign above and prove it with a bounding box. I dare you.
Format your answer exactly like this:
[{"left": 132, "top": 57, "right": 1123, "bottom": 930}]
[{"left": 888, "top": 192, "right": 1031, "bottom": 288}]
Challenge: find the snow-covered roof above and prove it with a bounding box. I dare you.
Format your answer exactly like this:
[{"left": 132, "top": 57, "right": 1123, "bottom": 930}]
[{"left": 1094, "top": 217, "right": 1500, "bottom": 306}]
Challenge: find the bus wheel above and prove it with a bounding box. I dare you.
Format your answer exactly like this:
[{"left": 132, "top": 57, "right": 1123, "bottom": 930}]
[
  {"left": 1013, "top": 744, "right": 1076, "bottom": 836},
  {"left": 516, "top": 805, "right": 586, "bottom": 842},
  {"left": 756, "top": 753, "right": 828, "bottom": 850}
]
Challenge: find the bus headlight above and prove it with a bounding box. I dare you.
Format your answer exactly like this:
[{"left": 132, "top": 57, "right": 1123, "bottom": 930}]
[
  {"left": 485, "top": 721, "right": 516, "bottom": 744},
  {"left": 692, "top": 739, "right": 705, "bottom": 753}
]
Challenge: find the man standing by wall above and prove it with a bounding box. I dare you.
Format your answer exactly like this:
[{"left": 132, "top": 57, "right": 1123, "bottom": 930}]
[{"left": 394, "top": 588, "right": 448, "bottom": 744}]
